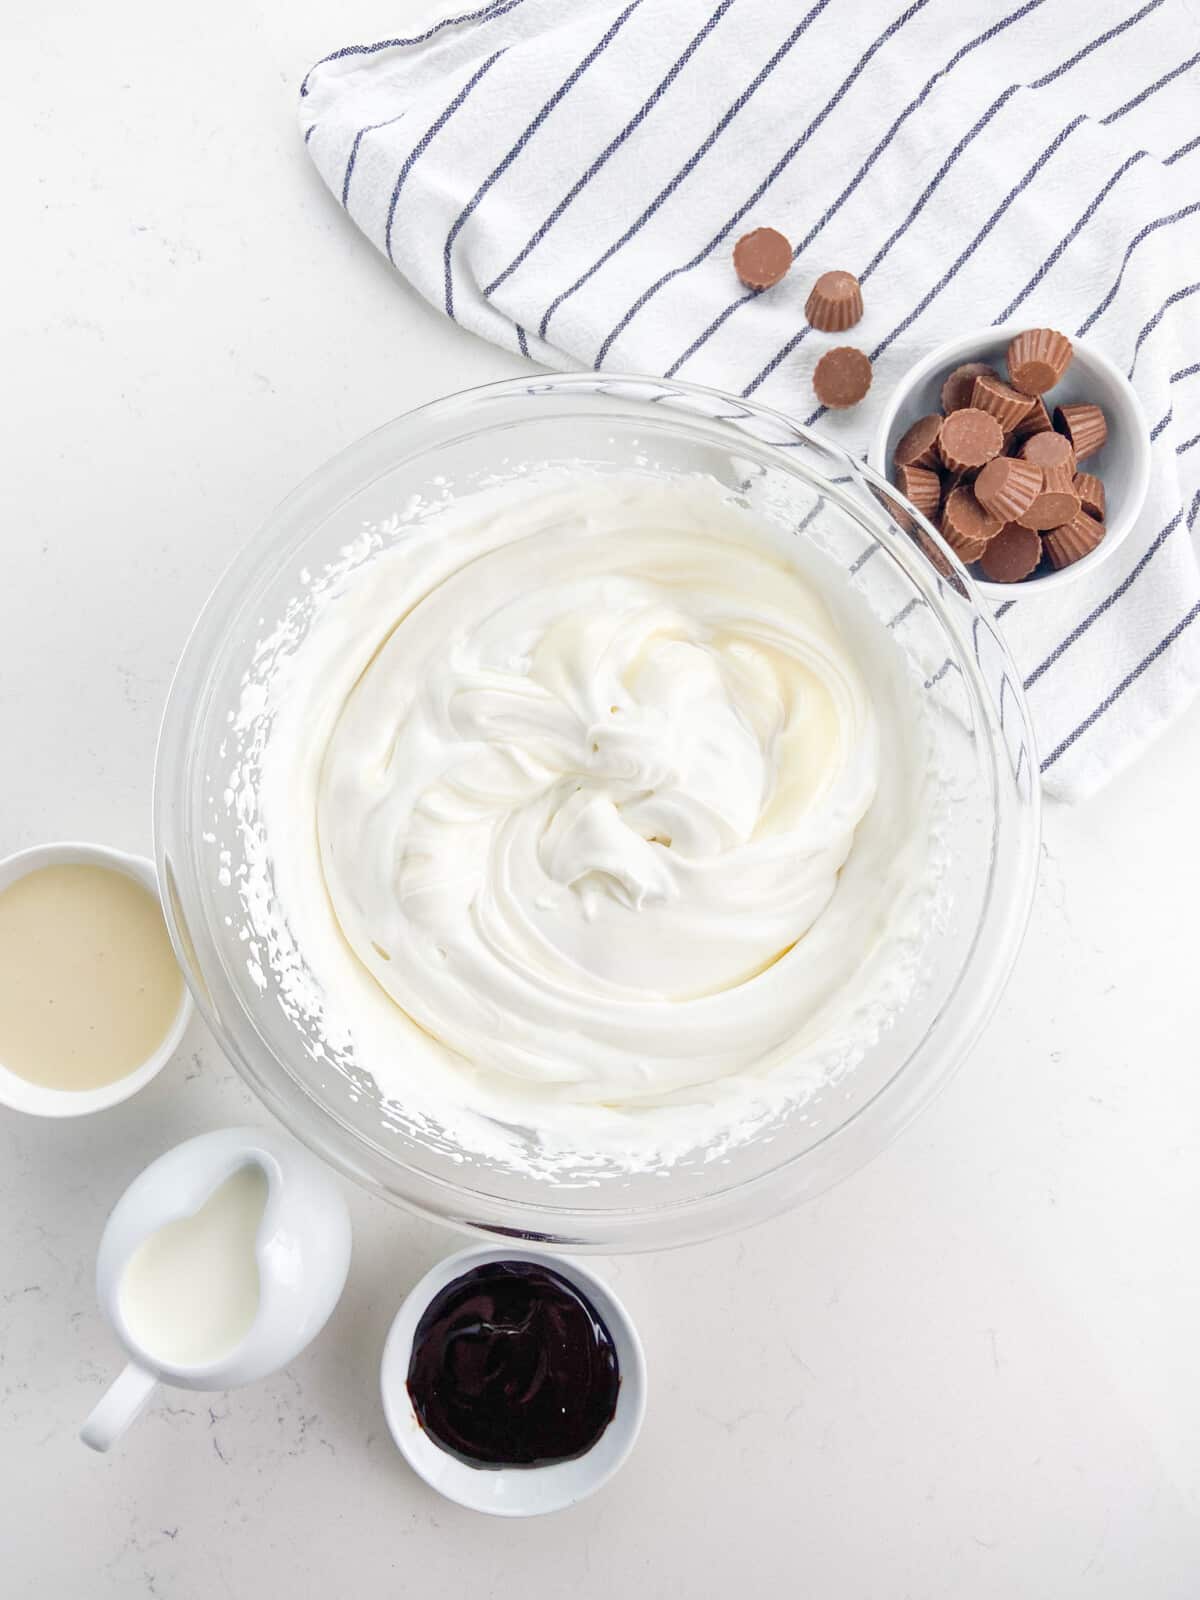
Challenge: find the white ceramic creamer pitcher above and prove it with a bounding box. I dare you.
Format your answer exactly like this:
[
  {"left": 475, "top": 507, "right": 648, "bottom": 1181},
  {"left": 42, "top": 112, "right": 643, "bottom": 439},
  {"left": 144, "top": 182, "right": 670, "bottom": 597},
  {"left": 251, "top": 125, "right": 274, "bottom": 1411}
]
[{"left": 81, "top": 1125, "right": 352, "bottom": 1451}]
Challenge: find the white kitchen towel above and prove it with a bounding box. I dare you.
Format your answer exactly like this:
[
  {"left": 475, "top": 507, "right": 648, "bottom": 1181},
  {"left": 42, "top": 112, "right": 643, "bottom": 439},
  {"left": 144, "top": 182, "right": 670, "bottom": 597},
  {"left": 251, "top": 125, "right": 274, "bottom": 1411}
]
[{"left": 300, "top": 0, "right": 1200, "bottom": 799}]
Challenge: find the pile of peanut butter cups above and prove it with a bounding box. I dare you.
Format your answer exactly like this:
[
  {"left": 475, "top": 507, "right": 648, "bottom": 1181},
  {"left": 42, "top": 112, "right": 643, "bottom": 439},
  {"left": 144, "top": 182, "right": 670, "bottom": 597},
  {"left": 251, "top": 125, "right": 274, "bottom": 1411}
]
[{"left": 892, "top": 330, "right": 1108, "bottom": 584}]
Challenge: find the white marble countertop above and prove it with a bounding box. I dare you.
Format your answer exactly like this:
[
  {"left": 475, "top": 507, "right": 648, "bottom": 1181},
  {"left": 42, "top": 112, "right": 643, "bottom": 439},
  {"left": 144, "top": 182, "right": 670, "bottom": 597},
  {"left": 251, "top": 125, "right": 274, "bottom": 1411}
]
[{"left": 3, "top": 3, "right": 1199, "bottom": 1595}]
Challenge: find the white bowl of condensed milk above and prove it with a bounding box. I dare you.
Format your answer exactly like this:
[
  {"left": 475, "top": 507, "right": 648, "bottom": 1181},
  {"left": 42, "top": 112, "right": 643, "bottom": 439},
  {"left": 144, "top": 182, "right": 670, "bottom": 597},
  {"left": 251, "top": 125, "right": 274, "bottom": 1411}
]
[{"left": 0, "top": 842, "right": 193, "bottom": 1117}]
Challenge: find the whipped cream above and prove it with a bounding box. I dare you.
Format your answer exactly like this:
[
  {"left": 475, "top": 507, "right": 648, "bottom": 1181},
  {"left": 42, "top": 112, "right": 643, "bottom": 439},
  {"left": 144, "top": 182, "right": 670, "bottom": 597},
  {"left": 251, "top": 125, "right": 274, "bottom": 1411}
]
[{"left": 251, "top": 473, "right": 936, "bottom": 1173}]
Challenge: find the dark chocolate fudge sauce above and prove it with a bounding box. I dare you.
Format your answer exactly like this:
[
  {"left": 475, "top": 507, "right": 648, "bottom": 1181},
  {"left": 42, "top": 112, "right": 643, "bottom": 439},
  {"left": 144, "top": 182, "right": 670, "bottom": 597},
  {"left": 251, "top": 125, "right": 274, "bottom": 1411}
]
[{"left": 406, "top": 1260, "right": 620, "bottom": 1468}]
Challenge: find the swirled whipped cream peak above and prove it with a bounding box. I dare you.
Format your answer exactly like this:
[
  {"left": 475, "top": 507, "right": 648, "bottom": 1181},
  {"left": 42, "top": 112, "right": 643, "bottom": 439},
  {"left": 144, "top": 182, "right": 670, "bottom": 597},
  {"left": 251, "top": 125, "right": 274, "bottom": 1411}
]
[{"left": 252, "top": 472, "right": 936, "bottom": 1172}]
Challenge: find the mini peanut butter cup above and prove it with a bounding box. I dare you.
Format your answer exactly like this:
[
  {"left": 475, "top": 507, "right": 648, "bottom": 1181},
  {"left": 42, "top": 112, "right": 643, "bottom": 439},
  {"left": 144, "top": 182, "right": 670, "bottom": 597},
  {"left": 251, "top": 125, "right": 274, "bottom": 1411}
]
[
  {"left": 1054, "top": 402, "right": 1107, "bottom": 461},
  {"left": 813, "top": 346, "right": 872, "bottom": 409},
  {"left": 1074, "top": 471, "right": 1105, "bottom": 520},
  {"left": 973, "top": 456, "right": 1042, "bottom": 522},
  {"left": 1016, "top": 465, "right": 1081, "bottom": 531},
  {"left": 980, "top": 521, "right": 1041, "bottom": 583},
  {"left": 939, "top": 468, "right": 977, "bottom": 504},
  {"left": 804, "top": 270, "right": 863, "bottom": 331},
  {"left": 1041, "top": 461, "right": 1077, "bottom": 495},
  {"left": 1019, "top": 430, "right": 1075, "bottom": 472},
  {"left": 941, "top": 485, "right": 1002, "bottom": 550},
  {"left": 1043, "top": 509, "right": 1105, "bottom": 569},
  {"left": 937, "top": 407, "right": 1004, "bottom": 473},
  {"left": 1006, "top": 328, "right": 1073, "bottom": 395},
  {"left": 938, "top": 519, "right": 988, "bottom": 566},
  {"left": 732, "top": 227, "right": 792, "bottom": 290},
  {"left": 1011, "top": 395, "right": 1054, "bottom": 443},
  {"left": 894, "top": 463, "right": 941, "bottom": 520},
  {"left": 941, "top": 362, "right": 997, "bottom": 414},
  {"left": 952, "top": 534, "right": 989, "bottom": 564},
  {"left": 893, "top": 413, "right": 943, "bottom": 470},
  {"left": 970, "top": 373, "right": 1036, "bottom": 431}
]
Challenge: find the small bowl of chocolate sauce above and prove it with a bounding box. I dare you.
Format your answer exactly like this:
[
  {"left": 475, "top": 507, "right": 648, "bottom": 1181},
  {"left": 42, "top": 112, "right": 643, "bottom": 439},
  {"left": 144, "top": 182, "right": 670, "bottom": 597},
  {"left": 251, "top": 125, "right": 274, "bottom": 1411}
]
[{"left": 380, "top": 1246, "right": 646, "bottom": 1516}]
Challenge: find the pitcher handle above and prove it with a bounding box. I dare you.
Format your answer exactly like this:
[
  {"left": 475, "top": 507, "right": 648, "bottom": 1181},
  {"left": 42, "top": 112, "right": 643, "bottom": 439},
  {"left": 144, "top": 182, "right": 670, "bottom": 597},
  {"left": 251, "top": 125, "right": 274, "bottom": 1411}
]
[{"left": 80, "top": 1360, "right": 159, "bottom": 1452}]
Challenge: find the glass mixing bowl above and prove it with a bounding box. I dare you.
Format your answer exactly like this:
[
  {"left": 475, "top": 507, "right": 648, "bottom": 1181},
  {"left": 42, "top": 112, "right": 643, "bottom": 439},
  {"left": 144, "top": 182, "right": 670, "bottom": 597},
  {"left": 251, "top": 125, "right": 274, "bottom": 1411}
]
[{"left": 155, "top": 374, "right": 1039, "bottom": 1250}]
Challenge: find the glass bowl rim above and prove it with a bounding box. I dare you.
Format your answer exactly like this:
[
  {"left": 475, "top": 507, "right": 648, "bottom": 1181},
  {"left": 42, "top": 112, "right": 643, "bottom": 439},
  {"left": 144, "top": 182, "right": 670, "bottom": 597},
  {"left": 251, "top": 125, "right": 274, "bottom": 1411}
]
[{"left": 154, "top": 371, "right": 1041, "bottom": 1249}]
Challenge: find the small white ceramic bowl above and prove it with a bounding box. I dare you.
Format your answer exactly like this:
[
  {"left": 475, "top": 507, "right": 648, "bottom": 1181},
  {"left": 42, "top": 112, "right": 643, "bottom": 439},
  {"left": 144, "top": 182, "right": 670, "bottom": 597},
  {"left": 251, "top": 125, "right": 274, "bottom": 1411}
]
[
  {"left": 380, "top": 1244, "right": 646, "bottom": 1517},
  {"left": 0, "top": 841, "right": 194, "bottom": 1118},
  {"left": 869, "top": 322, "right": 1151, "bottom": 601}
]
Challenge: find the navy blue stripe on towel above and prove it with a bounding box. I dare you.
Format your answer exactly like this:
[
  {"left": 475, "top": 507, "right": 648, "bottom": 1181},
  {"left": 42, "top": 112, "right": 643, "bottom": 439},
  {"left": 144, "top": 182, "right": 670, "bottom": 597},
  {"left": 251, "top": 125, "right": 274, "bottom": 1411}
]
[
  {"left": 593, "top": 0, "right": 930, "bottom": 367},
  {"left": 1041, "top": 491, "right": 1200, "bottom": 771},
  {"left": 994, "top": 150, "right": 1151, "bottom": 324},
  {"left": 664, "top": 0, "right": 1046, "bottom": 379},
  {"left": 741, "top": 0, "right": 1166, "bottom": 398},
  {"left": 1077, "top": 205, "right": 1200, "bottom": 336},
  {"left": 539, "top": 0, "right": 833, "bottom": 342},
  {"left": 484, "top": 0, "right": 737, "bottom": 298},
  {"left": 343, "top": 110, "right": 409, "bottom": 208},
  {"left": 1126, "top": 281, "right": 1200, "bottom": 376},
  {"left": 385, "top": 50, "right": 507, "bottom": 263},
  {"left": 1024, "top": 505, "right": 1190, "bottom": 691},
  {"left": 444, "top": 0, "right": 643, "bottom": 320},
  {"left": 1041, "top": 602, "right": 1200, "bottom": 769},
  {"left": 301, "top": 0, "right": 524, "bottom": 96}
]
